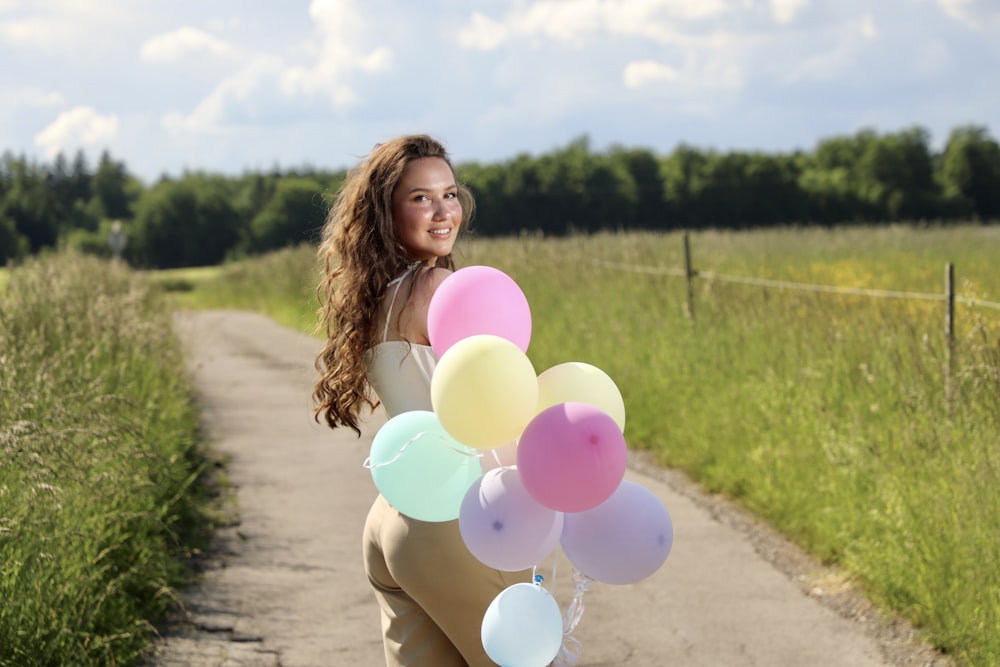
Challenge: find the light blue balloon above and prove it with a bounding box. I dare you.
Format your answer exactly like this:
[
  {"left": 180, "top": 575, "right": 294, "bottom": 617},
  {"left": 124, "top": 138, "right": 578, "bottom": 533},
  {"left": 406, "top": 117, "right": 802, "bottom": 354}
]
[
  {"left": 481, "top": 582, "right": 563, "bottom": 667},
  {"left": 369, "top": 410, "right": 482, "bottom": 522}
]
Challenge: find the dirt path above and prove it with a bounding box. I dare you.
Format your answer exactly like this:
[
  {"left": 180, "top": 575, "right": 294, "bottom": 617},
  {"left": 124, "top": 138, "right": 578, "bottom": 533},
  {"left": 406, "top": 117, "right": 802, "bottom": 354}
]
[{"left": 147, "top": 309, "right": 951, "bottom": 667}]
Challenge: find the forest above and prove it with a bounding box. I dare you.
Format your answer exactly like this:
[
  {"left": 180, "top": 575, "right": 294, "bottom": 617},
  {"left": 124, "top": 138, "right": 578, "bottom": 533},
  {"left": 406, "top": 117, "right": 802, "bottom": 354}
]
[{"left": 1, "top": 123, "right": 998, "bottom": 269}]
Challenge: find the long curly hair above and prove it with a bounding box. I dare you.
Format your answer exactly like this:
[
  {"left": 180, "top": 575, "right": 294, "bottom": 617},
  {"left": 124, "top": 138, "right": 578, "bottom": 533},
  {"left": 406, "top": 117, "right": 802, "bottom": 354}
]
[{"left": 313, "top": 134, "right": 474, "bottom": 435}]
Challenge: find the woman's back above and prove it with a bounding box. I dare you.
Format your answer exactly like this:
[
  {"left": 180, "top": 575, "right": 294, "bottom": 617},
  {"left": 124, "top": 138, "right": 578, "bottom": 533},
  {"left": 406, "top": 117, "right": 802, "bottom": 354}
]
[
  {"left": 365, "top": 340, "right": 436, "bottom": 418},
  {"left": 365, "top": 264, "right": 442, "bottom": 418}
]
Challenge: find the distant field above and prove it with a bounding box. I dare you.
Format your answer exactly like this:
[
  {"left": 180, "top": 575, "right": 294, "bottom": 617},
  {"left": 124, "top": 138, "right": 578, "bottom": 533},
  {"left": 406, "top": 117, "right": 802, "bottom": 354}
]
[
  {"left": 148, "top": 264, "right": 223, "bottom": 293},
  {"left": 154, "top": 248, "right": 321, "bottom": 334},
  {"left": 171, "top": 224, "right": 999, "bottom": 666}
]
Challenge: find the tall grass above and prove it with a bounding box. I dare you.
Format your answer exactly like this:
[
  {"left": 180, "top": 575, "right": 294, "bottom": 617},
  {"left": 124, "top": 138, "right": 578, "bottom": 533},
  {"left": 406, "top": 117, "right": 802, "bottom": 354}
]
[
  {"left": 173, "top": 224, "right": 999, "bottom": 666},
  {"left": 0, "top": 252, "right": 210, "bottom": 666}
]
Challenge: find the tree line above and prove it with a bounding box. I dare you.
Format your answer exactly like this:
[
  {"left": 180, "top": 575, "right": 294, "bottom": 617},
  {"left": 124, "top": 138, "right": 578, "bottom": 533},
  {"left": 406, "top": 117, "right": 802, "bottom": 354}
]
[{"left": 2, "top": 124, "right": 998, "bottom": 269}]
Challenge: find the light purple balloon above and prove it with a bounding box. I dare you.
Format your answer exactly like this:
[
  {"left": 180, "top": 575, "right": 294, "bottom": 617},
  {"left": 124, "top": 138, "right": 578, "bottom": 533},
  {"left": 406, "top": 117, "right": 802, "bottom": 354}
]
[
  {"left": 517, "top": 402, "right": 628, "bottom": 513},
  {"left": 561, "top": 480, "right": 673, "bottom": 585},
  {"left": 427, "top": 265, "right": 532, "bottom": 358},
  {"left": 459, "top": 467, "right": 564, "bottom": 572}
]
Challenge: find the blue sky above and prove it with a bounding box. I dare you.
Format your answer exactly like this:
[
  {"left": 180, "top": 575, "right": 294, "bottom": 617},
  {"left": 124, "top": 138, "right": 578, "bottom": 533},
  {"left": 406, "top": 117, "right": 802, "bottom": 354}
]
[{"left": 2, "top": 0, "right": 998, "bottom": 182}]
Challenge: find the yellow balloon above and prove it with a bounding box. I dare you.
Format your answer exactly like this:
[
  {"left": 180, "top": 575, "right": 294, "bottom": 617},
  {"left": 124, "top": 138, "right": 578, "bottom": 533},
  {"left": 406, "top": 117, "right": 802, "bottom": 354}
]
[
  {"left": 536, "top": 362, "right": 626, "bottom": 432},
  {"left": 431, "top": 335, "right": 539, "bottom": 450}
]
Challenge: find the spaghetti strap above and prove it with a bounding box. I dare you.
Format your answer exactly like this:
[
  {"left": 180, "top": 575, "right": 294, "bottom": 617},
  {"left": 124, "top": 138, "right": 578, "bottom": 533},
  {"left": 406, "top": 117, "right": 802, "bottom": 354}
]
[{"left": 382, "top": 263, "right": 420, "bottom": 342}]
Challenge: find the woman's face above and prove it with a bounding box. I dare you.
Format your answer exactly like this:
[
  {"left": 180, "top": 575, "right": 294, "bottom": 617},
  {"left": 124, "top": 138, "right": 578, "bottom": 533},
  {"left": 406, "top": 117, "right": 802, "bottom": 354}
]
[{"left": 392, "top": 157, "right": 462, "bottom": 264}]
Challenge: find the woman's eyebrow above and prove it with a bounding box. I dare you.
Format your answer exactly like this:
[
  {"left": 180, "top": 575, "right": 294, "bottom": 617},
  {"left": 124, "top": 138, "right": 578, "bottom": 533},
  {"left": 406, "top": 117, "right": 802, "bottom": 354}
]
[{"left": 402, "top": 182, "right": 458, "bottom": 195}]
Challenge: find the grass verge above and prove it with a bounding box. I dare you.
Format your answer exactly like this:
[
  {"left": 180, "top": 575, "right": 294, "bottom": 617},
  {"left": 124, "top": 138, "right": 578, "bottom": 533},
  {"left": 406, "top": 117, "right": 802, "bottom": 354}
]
[{"left": 0, "top": 251, "right": 213, "bottom": 666}]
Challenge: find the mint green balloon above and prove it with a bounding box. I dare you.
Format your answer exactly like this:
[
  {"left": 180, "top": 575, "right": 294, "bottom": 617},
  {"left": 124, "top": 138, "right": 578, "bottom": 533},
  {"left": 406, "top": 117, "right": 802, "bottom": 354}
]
[{"left": 369, "top": 410, "right": 482, "bottom": 522}]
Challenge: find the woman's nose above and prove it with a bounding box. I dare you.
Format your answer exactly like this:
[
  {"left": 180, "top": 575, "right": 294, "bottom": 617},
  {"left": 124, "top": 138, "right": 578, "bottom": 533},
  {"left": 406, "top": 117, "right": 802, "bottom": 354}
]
[{"left": 432, "top": 198, "right": 450, "bottom": 219}]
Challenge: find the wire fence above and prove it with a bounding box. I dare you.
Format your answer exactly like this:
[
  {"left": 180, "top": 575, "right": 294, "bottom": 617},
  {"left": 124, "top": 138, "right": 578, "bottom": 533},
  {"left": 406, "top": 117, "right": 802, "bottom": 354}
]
[
  {"left": 589, "top": 235, "right": 1000, "bottom": 320},
  {"left": 590, "top": 233, "right": 999, "bottom": 395}
]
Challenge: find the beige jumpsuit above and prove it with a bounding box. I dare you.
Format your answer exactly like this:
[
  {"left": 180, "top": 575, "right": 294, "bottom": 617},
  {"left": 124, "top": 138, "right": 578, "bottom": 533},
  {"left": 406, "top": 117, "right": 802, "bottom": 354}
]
[
  {"left": 363, "top": 269, "right": 530, "bottom": 666},
  {"left": 364, "top": 494, "right": 530, "bottom": 666}
]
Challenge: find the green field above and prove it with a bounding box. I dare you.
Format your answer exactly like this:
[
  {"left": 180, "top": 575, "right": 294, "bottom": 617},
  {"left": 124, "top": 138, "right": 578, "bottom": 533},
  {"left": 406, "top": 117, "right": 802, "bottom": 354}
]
[{"left": 172, "top": 224, "right": 1000, "bottom": 666}]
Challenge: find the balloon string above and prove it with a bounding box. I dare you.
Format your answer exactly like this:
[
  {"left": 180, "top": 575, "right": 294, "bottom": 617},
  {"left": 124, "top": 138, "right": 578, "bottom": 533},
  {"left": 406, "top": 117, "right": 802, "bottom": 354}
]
[
  {"left": 553, "top": 567, "right": 593, "bottom": 667},
  {"left": 362, "top": 431, "right": 480, "bottom": 469}
]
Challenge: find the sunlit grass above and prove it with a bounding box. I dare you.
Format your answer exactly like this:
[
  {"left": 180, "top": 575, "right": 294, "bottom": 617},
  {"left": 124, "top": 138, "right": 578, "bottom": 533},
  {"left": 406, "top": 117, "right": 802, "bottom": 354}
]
[
  {"left": 0, "top": 252, "right": 212, "bottom": 666},
  {"left": 154, "top": 247, "right": 318, "bottom": 334},
  {"left": 146, "top": 264, "right": 223, "bottom": 306},
  {"left": 173, "top": 224, "right": 999, "bottom": 666}
]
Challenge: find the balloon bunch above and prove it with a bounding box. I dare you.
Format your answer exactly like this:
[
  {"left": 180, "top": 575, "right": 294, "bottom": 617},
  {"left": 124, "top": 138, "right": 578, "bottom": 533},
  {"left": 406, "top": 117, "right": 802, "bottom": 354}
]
[{"left": 366, "top": 266, "right": 673, "bottom": 667}]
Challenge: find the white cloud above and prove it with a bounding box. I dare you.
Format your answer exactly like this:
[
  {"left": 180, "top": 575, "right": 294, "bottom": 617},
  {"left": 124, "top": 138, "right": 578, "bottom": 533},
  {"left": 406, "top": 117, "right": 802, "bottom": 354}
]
[
  {"left": 859, "top": 14, "right": 878, "bottom": 39},
  {"left": 8, "top": 87, "right": 65, "bottom": 109},
  {"left": 458, "top": 0, "right": 732, "bottom": 50},
  {"left": 936, "top": 0, "right": 1000, "bottom": 28},
  {"left": 787, "top": 14, "right": 879, "bottom": 82},
  {"left": 140, "top": 27, "right": 242, "bottom": 63},
  {"left": 296, "top": 0, "right": 394, "bottom": 90},
  {"left": 624, "top": 60, "right": 680, "bottom": 88},
  {"left": 0, "top": 0, "right": 141, "bottom": 55},
  {"left": 0, "top": 86, "right": 65, "bottom": 128},
  {"left": 165, "top": 0, "right": 393, "bottom": 133},
  {"left": 34, "top": 106, "right": 119, "bottom": 157},
  {"left": 0, "top": 13, "right": 75, "bottom": 49},
  {"left": 770, "top": 0, "right": 810, "bottom": 24},
  {"left": 164, "top": 55, "right": 288, "bottom": 132},
  {"left": 458, "top": 12, "right": 509, "bottom": 51},
  {"left": 455, "top": 0, "right": 749, "bottom": 113}
]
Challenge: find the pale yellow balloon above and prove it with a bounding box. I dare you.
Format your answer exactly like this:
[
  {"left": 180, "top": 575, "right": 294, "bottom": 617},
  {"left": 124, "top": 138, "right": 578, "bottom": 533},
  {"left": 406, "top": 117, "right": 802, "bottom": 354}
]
[
  {"left": 536, "top": 362, "right": 626, "bottom": 432},
  {"left": 431, "top": 335, "right": 539, "bottom": 450}
]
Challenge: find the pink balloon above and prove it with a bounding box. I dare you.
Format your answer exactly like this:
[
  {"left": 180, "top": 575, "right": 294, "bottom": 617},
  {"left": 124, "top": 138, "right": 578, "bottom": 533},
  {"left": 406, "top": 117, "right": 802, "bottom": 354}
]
[
  {"left": 427, "top": 266, "right": 531, "bottom": 358},
  {"left": 459, "top": 468, "right": 564, "bottom": 572},
  {"left": 561, "top": 480, "right": 673, "bottom": 585},
  {"left": 517, "top": 402, "right": 627, "bottom": 513}
]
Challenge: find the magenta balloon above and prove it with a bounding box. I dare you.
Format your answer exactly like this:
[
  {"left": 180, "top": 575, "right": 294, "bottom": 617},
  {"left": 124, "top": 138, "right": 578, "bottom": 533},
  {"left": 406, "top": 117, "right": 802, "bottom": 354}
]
[
  {"left": 459, "top": 468, "right": 564, "bottom": 572},
  {"left": 517, "top": 402, "right": 628, "bottom": 513},
  {"left": 427, "top": 265, "right": 532, "bottom": 357},
  {"left": 561, "top": 480, "right": 673, "bottom": 585}
]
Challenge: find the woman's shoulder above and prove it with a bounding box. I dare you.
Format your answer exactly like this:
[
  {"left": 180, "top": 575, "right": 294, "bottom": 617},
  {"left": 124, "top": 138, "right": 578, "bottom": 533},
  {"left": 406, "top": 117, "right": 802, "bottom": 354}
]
[{"left": 412, "top": 265, "right": 452, "bottom": 300}]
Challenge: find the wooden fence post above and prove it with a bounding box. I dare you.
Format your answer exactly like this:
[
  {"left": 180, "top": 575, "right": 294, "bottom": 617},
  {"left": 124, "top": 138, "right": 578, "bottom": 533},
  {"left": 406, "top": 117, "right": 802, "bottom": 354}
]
[
  {"left": 945, "top": 262, "right": 955, "bottom": 406},
  {"left": 683, "top": 232, "right": 696, "bottom": 323}
]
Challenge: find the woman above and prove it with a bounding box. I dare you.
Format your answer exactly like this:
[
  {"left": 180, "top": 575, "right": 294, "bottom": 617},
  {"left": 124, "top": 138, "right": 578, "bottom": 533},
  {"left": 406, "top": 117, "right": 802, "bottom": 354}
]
[{"left": 313, "top": 134, "right": 529, "bottom": 666}]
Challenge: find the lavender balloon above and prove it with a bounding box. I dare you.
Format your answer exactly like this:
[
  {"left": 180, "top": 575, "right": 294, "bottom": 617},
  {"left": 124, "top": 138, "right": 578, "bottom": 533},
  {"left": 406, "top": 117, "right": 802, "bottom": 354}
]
[
  {"left": 459, "top": 467, "right": 564, "bottom": 572},
  {"left": 561, "top": 480, "right": 673, "bottom": 585}
]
